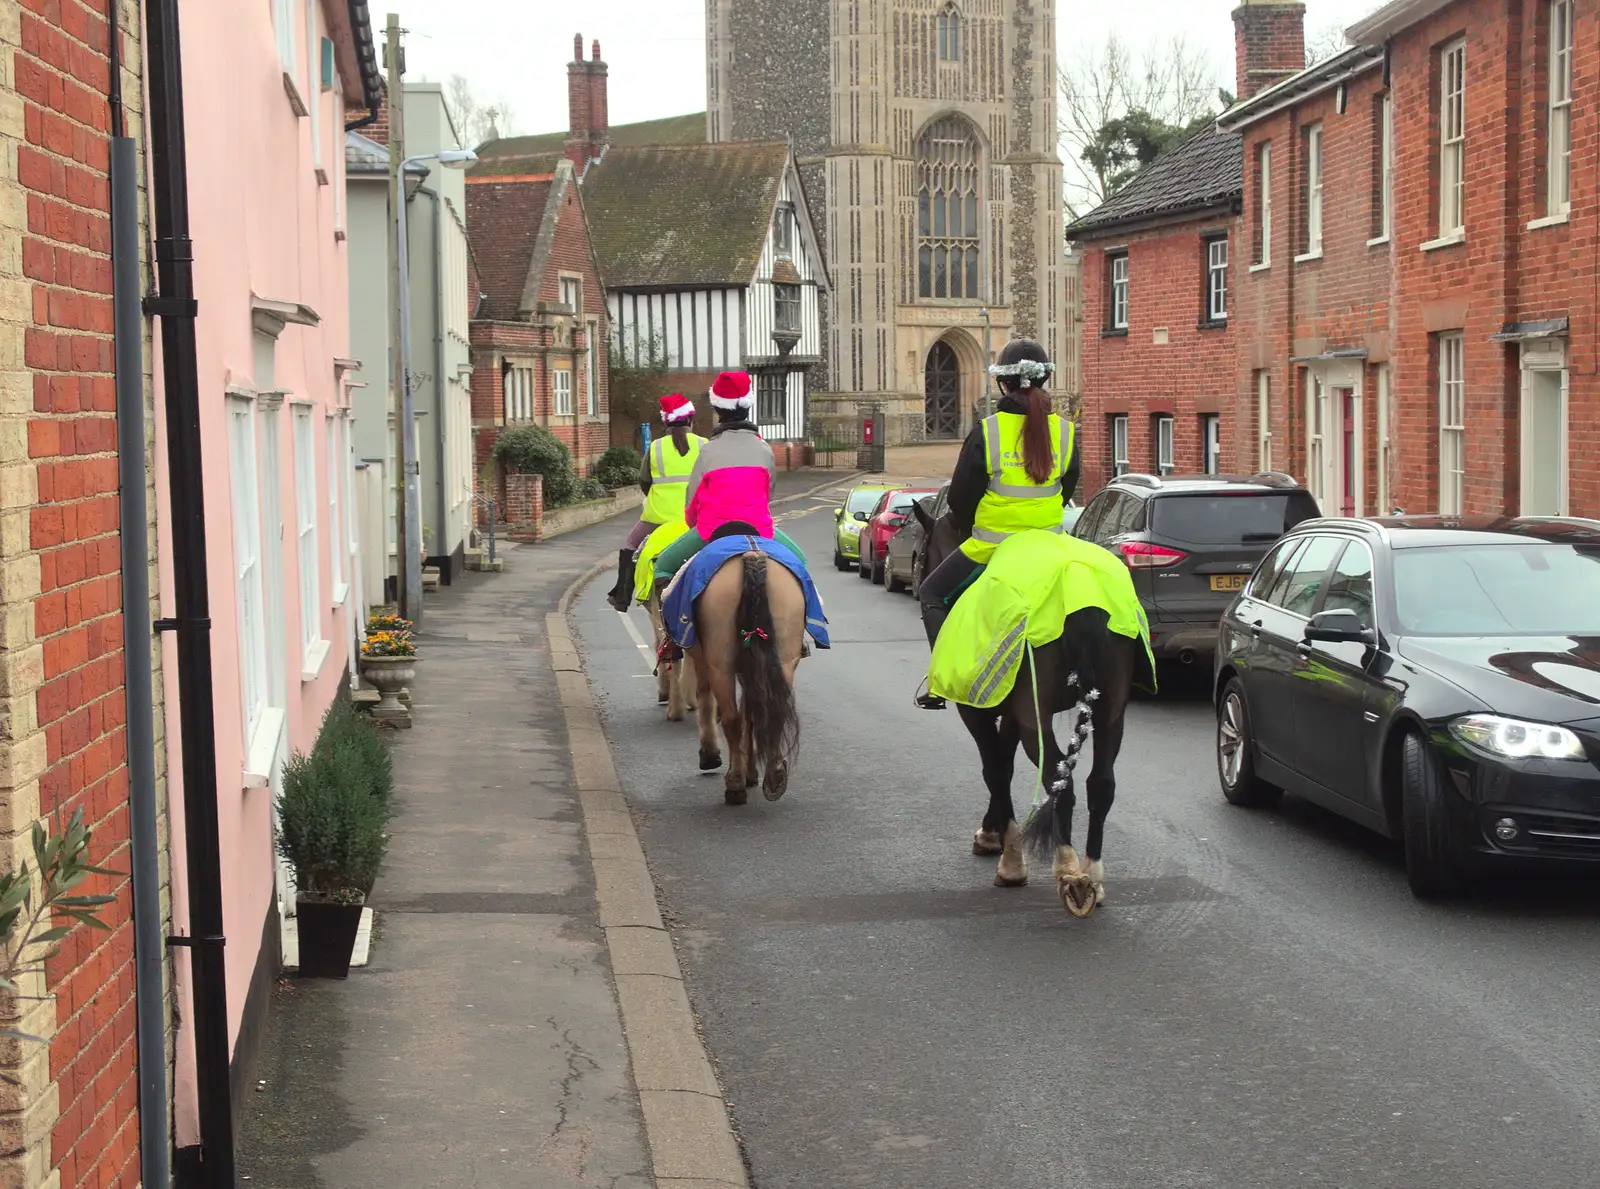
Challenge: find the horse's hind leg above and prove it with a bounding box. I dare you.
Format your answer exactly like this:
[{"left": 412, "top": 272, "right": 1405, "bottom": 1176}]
[
  {"left": 692, "top": 648, "right": 721, "bottom": 773},
  {"left": 680, "top": 651, "right": 697, "bottom": 711},
  {"left": 961, "top": 707, "right": 1025, "bottom": 886},
  {"left": 714, "top": 668, "right": 748, "bottom": 804},
  {"left": 1080, "top": 638, "right": 1133, "bottom": 904}
]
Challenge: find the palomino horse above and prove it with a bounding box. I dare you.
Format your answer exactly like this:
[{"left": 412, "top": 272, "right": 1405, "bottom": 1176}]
[
  {"left": 914, "top": 502, "right": 1136, "bottom": 915},
  {"left": 687, "top": 549, "right": 805, "bottom": 805},
  {"left": 646, "top": 588, "right": 696, "bottom": 721}
]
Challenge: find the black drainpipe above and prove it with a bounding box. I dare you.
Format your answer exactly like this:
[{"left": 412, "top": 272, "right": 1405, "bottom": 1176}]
[
  {"left": 143, "top": 0, "right": 236, "bottom": 1186},
  {"left": 108, "top": 4, "right": 171, "bottom": 1187}
]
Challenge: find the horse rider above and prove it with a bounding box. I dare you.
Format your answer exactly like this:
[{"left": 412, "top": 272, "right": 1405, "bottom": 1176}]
[
  {"left": 915, "top": 337, "right": 1080, "bottom": 710},
  {"left": 651, "top": 370, "right": 807, "bottom": 593},
  {"left": 605, "top": 393, "right": 706, "bottom": 612}
]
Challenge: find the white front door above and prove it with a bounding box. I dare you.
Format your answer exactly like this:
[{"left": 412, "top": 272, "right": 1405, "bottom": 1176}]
[{"left": 1521, "top": 357, "right": 1568, "bottom": 516}]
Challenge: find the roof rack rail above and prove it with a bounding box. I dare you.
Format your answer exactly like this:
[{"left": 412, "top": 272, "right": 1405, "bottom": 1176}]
[
  {"left": 1247, "top": 470, "right": 1298, "bottom": 487},
  {"left": 1116, "top": 472, "right": 1162, "bottom": 488}
]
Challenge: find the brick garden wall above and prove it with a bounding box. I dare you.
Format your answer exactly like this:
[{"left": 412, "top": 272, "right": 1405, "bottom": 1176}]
[{"left": 5, "top": 0, "right": 159, "bottom": 1185}]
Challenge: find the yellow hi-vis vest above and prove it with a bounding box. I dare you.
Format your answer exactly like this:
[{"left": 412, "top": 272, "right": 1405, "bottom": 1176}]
[
  {"left": 643, "top": 433, "right": 705, "bottom": 524},
  {"left": 961, "top": 412, "right": 1075, "bottom": 564}
]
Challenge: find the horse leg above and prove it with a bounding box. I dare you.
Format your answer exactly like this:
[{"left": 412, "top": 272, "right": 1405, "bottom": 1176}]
[
  {"left": 961, "top": 707, "right": 1025, "bottom": 886},
  {"left": 743, "top": 686, "right": 759, "bottom": 789},
  {"left": 1080, "top": 638, "right": 1133, "bottom": 905},
  {"left": 691, "top": 646, "right": 721, "bottom": 773},
  {"left": 680, "top": 650, "right": 697, "bottom": 712},
  {"left": 714, "top": 666, "right": 748, "bottom": 804}
]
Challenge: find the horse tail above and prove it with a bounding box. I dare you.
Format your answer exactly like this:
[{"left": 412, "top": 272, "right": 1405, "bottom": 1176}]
[
  {"left": 734, "top": 551, "right": 799, "bottom": 769},
  {"left": 1018, "top": 620, "right": 1105, "bottom": 861}
]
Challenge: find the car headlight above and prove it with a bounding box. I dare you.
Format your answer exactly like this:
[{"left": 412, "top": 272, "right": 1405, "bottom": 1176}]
[
  {"left": 842, "top": 522, "right": 862, "bottom": 534},
  {"left": 1448, "top": 714, "right": 1587, "bottom": 761}
]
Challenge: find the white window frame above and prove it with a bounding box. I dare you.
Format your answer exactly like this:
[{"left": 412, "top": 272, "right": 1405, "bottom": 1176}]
[
  {"left": 559, "top": 275, "right": 581, "bottom": 314},
  {"left": 1109, "top": 254, "right": 1129, "bottom": 330},
  {"left": 507, "top": 364, "right": 534, "bottom": 422},
  {"left": 326, "top": 415, "right": 345, "bottom": 605},
  {"left": 1206, "top": 237, "right": 1228, "bottom": 322},
  {"left": 1438, "top": 40, "right": 1467, "bottom": 240},
  {"left": 1201, "top": 413, "right": 1221, "bottom": 475},
  {"left": 1375, "top": 364, "right": 1391, "bottom": 514},
  {"left": 1519, "top": 349, "right": 1569, "bottom": 516},
  {"left": 1438, "top": 333, "right": 1466, "bottom": 515},
  {"left": 1373, "top": 93, "right": 1394, "bottom": 244},
  {"left": 1110, "top": 414, "right": 1130, "bottom": 477},
  {"left": 1154, "top": 415, "right": 1175, "bottom": 476},
  {"left": 1254, "top": 143, "right": 1273, "bottom": 268},
  {"left": 292, "top": 404, "right": 328, "bottom": 678},
  {"left": 228, "top": 397, "right": 271, "bottom": 752},
  {"left": 553, "top": 368, "right": 574, "bottom": 417},
  {"left": 585, "top": 320, "right": 599, "bottom": 416},
  {"left": 273, "top": 0, "right": 296, "bottom": 76},
  {"left": 1299, "top": 124, "right": 1324, "bottom": 260},
  {"left": 1547, "top": 0, "right": 1573, "bottom": 219},
  {"left": 1257, "top": 370, "right": 1272, "bottom": 472},
  {"left": 306, "top": 0, "right": 321, "bottom": 174},
  {"left": 1307, "top": 371, "right": 1327, "bottom": 508}
]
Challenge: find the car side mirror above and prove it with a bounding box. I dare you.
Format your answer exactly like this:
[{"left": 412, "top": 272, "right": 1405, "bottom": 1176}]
[
  {"left": 835, "top": 507, "right": 844, "bottom": 520},
  {"left": 1304, "top": 608, "right": 1376, "bottom": 646},
  {"left": 854, "top": 511, "right": 870, "bottom": 522},
  {"left": 887, "top": 515, "right": 906, "bottom": 527}
]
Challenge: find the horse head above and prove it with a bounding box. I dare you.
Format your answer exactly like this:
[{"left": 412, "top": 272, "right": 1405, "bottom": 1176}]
[{"left": 917, "top": 500, "right": 963, "bottom": 576}]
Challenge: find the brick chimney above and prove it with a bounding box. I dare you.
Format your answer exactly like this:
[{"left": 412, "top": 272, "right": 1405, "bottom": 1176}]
[
  {"left": 565, "top": 34, "right": 610, "bottom": 171},
  {"left": 1232, "top": 1, "right": 1306, "bottom": 100}
]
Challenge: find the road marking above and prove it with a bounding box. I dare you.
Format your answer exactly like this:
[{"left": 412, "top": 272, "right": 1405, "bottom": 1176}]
[{"left": 615, "top": 608, "right": 656, "bottom": 674}]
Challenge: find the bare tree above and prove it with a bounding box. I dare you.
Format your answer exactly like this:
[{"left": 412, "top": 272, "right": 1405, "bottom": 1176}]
[
  {"left": 1305, "top": 23, "right": 1350, "bottom": 67},
  {"left": 442, "top": 73, "right": 519, "bottom": 148},
  {"left": 1058, "top": 34, "right": 1223, "bottom": 221}
]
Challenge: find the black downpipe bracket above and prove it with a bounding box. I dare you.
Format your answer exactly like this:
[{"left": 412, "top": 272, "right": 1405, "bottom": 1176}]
[
  {"left": 142, "top": 0, "right": 236, "bottom": 1185},
  {"left": 107, "top": 2, "right": 172, "bottom": 1186}
]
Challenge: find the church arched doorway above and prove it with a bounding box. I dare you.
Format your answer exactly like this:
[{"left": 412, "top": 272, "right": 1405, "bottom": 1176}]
[{"left": 924, "top": 340, "right": 961, "bottom": 439}]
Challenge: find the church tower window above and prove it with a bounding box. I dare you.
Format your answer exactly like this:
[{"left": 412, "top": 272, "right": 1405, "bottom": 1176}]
[
  {"left": 916, "top": 117, "right": 981, "bottom": 301},
  {"left": 937, "top": 5, "right": 962, "bottom": 62}
]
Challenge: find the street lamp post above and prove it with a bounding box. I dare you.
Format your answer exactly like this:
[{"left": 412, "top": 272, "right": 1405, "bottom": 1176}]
[
  {"left": 979, "top": 306, "right": 992, "bottom": 419},
  {"left": 394, "top": 148, "right": 476, "bottom": 624}
]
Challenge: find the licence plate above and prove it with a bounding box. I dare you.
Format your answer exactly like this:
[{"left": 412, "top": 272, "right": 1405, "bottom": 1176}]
[{"left": 1209, "top": 574, "right": 1247, "bottom": 592}]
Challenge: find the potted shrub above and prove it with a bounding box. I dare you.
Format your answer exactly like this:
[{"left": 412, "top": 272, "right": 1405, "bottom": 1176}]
[
  {"left": 277, "top": 713, "right": 392, "bottom": 978},
  {"left": 360, "top": 624, "right": 417, "bottom": 726}
]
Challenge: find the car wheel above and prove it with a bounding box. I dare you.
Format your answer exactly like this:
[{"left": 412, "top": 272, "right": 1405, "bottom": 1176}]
[
  {"left": 833, "top": 548, "right": 849, "bottom": 572},
  {"left": 857, "top": 545, "right": 870, "bottom": 579},
  {"left": 1217, "top": 679, "right": 1280, "bottom": 808},
  {"left": 910, "top": 551, "right": 923, "bottom": 600},
  {"left": 871, "top": 553, "right": 886, "bottom": 584},
  {"left": 885, "top": 556, "right": 905, "bottom": 593},
  {"left": 1401, "top": 730, "right": 1463, "bottom": 899}
]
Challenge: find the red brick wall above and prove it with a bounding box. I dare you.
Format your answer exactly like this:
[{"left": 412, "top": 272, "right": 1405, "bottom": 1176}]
[
  {"left": 1234, "top": 2, "right": 1308, "bottom": 99},
  {"left": 16, "top": 0, "right": 142, "bottom": 1184},
  {"left": 532, "top": 176, "right": 610, "bottom": 470},
  {"left": 1074, "top": 215, "right": 1240, "bottom": 497}
]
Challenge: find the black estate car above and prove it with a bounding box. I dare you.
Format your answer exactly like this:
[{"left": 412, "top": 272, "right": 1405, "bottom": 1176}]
[
  {"left": 1073, "top": 473, "right": 1320, "bottom": 663},
  {"left": 1214, "top": 516, "right": 1600, "bottom": 898}
]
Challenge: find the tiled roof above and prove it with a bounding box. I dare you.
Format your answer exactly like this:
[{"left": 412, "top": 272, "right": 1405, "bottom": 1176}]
[
  {"left": 1066, "top": 126, "right": 1243, "bottom": 238},
  {"left": 464, "top": 175, "right": 554, "bottom": 319},
  {"left": 582, "top": 141, "right": 788, "bottom": 288},
  {"left": 470, "top": 111, "right": 707, "bottom": 177},
  {"left": 345, "top": 130, "right": 430, "bottom": 176}
]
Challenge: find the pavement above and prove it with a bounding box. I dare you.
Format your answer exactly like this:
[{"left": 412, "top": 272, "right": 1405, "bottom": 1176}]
[
  {"left": 236, "top": 468, "right": 834, "bottom": 1188},
  {"left": 573, "top": 476, "right": 1600, "bottom": 1189}
]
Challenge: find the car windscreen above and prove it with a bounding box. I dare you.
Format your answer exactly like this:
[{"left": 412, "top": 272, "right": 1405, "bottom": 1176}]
[
  {"left": 1148, "top": 492, "right": 1320, "bottom": 546},
  {"left": 847, "top": 489, "right": 884, "bottom": 515},
  {"left": 1393, "top": 543, "right": 1600, "bottom": 636},
  {"left": 887, "top": 492, "right": 927, "bottom": 514}
]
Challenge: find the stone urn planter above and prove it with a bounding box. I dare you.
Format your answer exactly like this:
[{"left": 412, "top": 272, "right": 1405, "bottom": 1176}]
[{"left": 360, "top": 655, "right": 416, "bottom": 727}]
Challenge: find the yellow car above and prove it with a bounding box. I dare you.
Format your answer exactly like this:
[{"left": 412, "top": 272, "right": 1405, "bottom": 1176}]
[{"left": 833, "top": 483, "right": 893, "bottom": 570}]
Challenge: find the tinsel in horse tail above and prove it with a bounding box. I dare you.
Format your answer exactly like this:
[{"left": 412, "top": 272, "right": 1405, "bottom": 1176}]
[{"left": 1020, "top": 675, "right": 1100, "bottom": 862}]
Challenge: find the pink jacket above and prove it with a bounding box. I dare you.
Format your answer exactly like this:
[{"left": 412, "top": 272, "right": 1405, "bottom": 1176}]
[{"left": 684, "top": 423, "right": 776, "bottom": 538}]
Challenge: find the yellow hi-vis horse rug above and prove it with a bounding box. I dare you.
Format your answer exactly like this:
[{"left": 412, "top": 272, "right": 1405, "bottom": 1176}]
[
  {"left": 928, "top": 530, "right": 1157, "bottom": 708},
  {"left": 635, "top": 519, "right": 692, "bottom": 605}
]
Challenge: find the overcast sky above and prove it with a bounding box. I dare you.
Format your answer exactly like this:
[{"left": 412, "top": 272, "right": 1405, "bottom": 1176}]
[{"left": 401, "top": 0, "right": 1384, "bottom": 138}]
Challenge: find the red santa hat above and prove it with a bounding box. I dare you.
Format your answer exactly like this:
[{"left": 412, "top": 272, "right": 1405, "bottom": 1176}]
[
  {"left": 709, "top": 371, "right": 754, "bottom": 412},
  {"left": 658, "top": 392, "right": 695, "bottom": 423}
]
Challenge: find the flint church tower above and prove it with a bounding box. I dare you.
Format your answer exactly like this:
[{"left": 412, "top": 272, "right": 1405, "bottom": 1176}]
[{"left": 708, "top": 0, "right": 1069, "bottom": 442}]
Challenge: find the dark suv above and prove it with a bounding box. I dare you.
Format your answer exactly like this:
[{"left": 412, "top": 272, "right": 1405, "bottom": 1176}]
[{"left": 1072, "top": 473, "right": 1320, "bottom": 665}]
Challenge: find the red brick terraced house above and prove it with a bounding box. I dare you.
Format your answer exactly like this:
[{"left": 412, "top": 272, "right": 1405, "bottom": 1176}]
[
  {"left": 1345, "top": 0, "right": 1598, "bottom": 519},
  {"left": 1218, "top": 43, "right": 1394, "bottom": 518}
]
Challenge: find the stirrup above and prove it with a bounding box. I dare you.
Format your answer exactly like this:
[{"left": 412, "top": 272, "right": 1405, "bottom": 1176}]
[{"left": 913, "top": 676, "right": 946, "bottom": 711}]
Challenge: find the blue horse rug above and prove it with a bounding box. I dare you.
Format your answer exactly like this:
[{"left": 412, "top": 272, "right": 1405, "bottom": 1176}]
[{"left": 662, "top": 535, "right": 831, "bottom": 652}]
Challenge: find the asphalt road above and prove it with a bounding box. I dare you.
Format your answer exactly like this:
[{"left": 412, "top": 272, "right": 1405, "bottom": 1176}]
[{"left": 573, "top": 479, "right": 1600, "bottom": 1189}]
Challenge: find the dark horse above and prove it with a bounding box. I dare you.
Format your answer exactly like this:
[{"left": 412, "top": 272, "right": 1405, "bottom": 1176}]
[{"left": 915, "top": 502, "right": 1136, "bottom": 915}]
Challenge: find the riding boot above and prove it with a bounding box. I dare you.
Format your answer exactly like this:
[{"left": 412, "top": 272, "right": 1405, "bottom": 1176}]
[
  {"left": 605, "top": 549, "right": 635, "bottom": 612},
  {"left": 916, "top": 605, "right": 948, "bottom": 710}
]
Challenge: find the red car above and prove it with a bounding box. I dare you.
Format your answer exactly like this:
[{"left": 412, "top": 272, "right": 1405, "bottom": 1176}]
[{"left": 858, "top": 488, "right": 938, "bottom": 584}]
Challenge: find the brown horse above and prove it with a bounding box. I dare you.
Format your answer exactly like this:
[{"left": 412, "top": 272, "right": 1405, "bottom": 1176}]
[
  {"left": 646, "top": 588, "right": 696, "bottom": 721},
  {"left": 914, "top": 501, "right": 1137, "bottom": 915},
  {"left": 687, "top": 551, "right": 805, "bottom": 805}
]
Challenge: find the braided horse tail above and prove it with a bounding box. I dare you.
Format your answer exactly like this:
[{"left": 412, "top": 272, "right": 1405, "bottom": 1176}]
[{"left": 734, "top": 552, "right": 800, "bottom": 773}]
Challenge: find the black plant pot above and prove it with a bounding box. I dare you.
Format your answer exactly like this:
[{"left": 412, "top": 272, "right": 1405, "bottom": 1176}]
[{"left": 295, "top": 899, "right": 364, "bottom": 979}]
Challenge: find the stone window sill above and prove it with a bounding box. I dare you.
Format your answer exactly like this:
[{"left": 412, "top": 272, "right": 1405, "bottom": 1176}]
[
  {"left": 1366, "top": 234, "right": 1390, "bottom": 248},
  {"left": 1197, "top": 319, "right": 1228, "bottom": 332},
  {"left": 1294, "top": 248, "right": 1324, "bottom": 264},
  {"left": 1249, "top": 261, "right": 1271, "bottom": 274},
  {"left": 243, "top": 707, "right": 286, "bottom": 789},
  {"left": 1101, "top": 327, "right": 1129, "bottom": 339},
  {"left": 1527, "top": 212, "right": 1570, "bottom": 231},
  {"left": 1421, "top": 230, "right": 1466, "bottom": 252},
  {"left": 302, "top": 637, "right": 331, "bottom": 683},
  {"left": 283, "top": 71, "right": 308, "bottom": 117}
]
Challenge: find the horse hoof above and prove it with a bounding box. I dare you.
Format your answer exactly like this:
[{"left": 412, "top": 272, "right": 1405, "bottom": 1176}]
[
  {"left": 972, "top": 829, "right": 1003, "bottom": 857},
  {"left": 745, "top": 771, "right": 759, "bottom": 790},
  {"left": 657, "top": 693, "right": 669, "bottom": 705},
  {"left": 725, "top": 785, "right": 748, "bottom": 806},
  {"left": 993, "top": 872, "right": 1028, "bottom": 888},
  {"left": 763, "top": 765, "right": 789, "bottom": 802},
  {"left": 699, "top": 750, "right": 722, "bottom": 772},
  {"left": 1059, "top": 875, "right": 1098, "bottom": 917}
]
